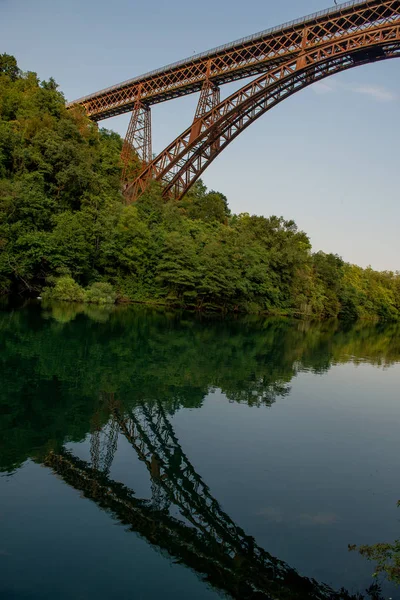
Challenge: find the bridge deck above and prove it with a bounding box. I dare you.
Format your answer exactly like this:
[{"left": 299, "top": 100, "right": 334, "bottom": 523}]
[{"left": 67, "top": 0, "right": 400, "bottom": 120}]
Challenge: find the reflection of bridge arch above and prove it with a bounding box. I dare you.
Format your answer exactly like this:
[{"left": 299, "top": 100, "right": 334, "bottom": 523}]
[
  {"left": 67, "top": 0, "right": 400, "bottom": 201},
  {"left": 45, "top": 400, "right": 374, "bottom": 599}
]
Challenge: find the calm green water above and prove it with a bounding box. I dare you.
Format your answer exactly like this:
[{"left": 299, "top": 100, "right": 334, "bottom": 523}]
[{"left": 1, "top": 300, "right": 399, "bottom": 600}]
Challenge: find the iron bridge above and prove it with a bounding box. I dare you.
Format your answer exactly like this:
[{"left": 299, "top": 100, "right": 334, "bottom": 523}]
[{"left": 66, "top": 0, "right": 400, "bottom": 202}]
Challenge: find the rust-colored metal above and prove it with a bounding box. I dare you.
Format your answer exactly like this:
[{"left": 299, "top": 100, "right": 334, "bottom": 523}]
[
  {"left": 67, "top": 0, "right": 400, "bottom": 201},
  {"left": 125, "top": 18, "right": 400, "bottom": 201},
  {"left": 194, "top": 79, "right": 220, "bottom": 121},
  {"left": 68, "top": 0, "right": 400, "bottom": 121},
  {"left": 190, "top": 80, "right": 220, "bottom": 140},
  {"left": 121, "top": 97, "right": 152, "bottom": 181}
]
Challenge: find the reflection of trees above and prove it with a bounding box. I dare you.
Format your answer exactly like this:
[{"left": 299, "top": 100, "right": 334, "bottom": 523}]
[
  {"left": 2, "top": 304, "right": 400, "bottom": 473},
  {"left": 349, "top": 501, "right": 400, "bottom": 588},
  {"left": 1, "top": 305, "right": 395, "bottom": 597},
  {"left": 45, "top": 400, "right": 377, "bottom": 600}
]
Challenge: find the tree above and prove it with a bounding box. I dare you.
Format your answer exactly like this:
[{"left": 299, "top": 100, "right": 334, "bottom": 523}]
[
  {"left": 0, "top": 53, "right": 20, "bottom": 80},
  {"left": 1, "top": 54, "right": 400, "bottom": 320},
  {"left": 349, "top": 501, "right": 400, "bottom": 586},
  {"left": 181, "top": 180, "right": 230, "bottom": 223}
]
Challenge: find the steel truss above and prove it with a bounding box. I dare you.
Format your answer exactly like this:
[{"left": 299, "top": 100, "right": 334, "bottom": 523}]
[
  {"left": 68, "top": 1, "right": 400, "bottom": 121},
  {"left": 193, "top": 77, "right": 221, "bottom": 121},
  {"left": 120, "top": 99, "right": 152, "bottom": 181},
  {"left": 66, "top": 1, "right": 400, "bottom": 200},
  {"left": 125, "top": 22, "right": 400, "bottom": 201}
]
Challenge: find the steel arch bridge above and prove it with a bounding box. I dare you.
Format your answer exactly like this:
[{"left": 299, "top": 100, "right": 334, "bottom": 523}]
[
  {"left": 44, "top": 398, "right": 365, "bottom": 599},
  {"left": 67, "top": 0, "right": 400, "bottom": 202}
]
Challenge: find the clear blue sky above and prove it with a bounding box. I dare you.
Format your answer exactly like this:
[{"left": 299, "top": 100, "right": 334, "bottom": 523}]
[{"left": 2, "top": 0, "right": 399, "bottom": 270}]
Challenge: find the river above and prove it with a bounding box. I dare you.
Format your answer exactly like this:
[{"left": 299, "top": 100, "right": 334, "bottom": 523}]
[{"left": 0, "top": 300, "right": 399, "bottom": 599}]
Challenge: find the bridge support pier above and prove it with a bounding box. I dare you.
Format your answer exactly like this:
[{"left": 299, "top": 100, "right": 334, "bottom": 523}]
[
  {"left": 190, "top": 79, "right": 220, "bottom": 143},
  {"left": 121, "top": 100, "right": 152, "bottom": 182},
  {"left": 194, "top": 79, "right": 220, "bottom": 120}
]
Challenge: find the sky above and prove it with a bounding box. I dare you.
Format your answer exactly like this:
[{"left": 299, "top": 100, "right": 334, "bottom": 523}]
[{"left": 1, "top": 0, "right": 399, "bottom": 271}]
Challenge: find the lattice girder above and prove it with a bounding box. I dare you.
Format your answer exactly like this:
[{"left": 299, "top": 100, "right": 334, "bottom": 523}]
[
  {"left": 121, "top": 100, "right": 152, "bottom": 181},
  {"left": 193, "top": 79, "right": 221, "bottom": 121},
  {"left": 124, "top": 21, "right": 400, "bottom": 202},
  {"left": 67, "top": 1, "right": 400, "bottom": 121}
]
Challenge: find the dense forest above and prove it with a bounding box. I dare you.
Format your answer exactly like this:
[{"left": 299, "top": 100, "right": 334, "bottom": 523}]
[{"left": 1, "top": 54, "right": 400, "bottom": 320}]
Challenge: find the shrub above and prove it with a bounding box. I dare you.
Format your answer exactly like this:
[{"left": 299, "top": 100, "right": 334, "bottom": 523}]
[
  {"left": 84, "top": 282, "right": 117, "bottom": 305},
  {"left": 42, "top": 276, "right": 85, "bottom": 302}
]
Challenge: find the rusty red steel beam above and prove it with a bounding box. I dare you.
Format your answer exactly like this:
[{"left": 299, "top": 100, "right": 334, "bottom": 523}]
[
  {"left": 163, "top": 31, "right": 400, "bottom": 200},
  {"left": 67, "top": 0, "right": 400, "bottom": 121},
  {"left": 124, "top": 17, "right": 400, "bottom": 202},
  {"left": 120, "top": 100, "right": 152, "bottom": 181},
  {"left": 166, "top": 48, "right": 400, "bottom": 201}
]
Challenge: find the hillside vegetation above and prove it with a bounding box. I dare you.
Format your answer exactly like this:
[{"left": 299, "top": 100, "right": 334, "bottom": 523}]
[{"left": 1, "top": 53, "right": 400, "bottom": 319}]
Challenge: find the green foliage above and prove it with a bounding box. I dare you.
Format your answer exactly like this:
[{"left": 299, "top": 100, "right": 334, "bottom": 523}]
[
  {"left": 85, "top": 281, "right": 117, "bottom": 304},
  {"left": 42, "top": 275, "right": 85, "bottom": 302},
  {"left": 350, "top": 501, "right": 400, "bottom": 586},
  {"left": 0, "top": 56, "right": 123, "bottom": 293},
  {"left": 1, "top": 54, "right": 400, "bottom": 320},
  {"left": 0, "top": 53, "right": 20, "bottom": 80},
  {"left": 180, "top": 181, "right": 230, "bottom": 223},
  {"left": 42, "top": 277, "right": 117, "bottom": 304}
]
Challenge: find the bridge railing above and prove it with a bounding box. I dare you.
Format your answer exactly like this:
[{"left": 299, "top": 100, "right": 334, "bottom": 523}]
[{"left": 68, "top": 0, "right": 374, "bottom": 106}]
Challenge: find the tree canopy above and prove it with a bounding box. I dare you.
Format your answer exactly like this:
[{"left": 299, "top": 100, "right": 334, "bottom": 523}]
[{"left": 1, "top": 54, "right": 400, "bottom": 320}]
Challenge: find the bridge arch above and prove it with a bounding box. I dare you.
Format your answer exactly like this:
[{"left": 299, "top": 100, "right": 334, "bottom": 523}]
[{"left": 125, "top": 26, "right": 400, "bottom": 202}]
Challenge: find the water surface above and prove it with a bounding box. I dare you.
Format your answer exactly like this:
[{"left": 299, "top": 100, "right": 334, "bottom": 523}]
[{"left": 1, "top": 301, "right": 399, "bottom": 599}]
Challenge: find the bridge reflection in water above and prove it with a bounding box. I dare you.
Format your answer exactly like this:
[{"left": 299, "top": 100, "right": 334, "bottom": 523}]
[{"left": 45, "top": 397, "right": 380, "bottom": 600}]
